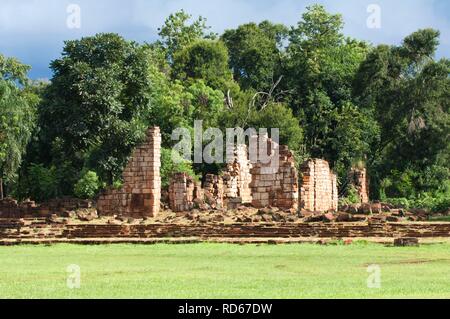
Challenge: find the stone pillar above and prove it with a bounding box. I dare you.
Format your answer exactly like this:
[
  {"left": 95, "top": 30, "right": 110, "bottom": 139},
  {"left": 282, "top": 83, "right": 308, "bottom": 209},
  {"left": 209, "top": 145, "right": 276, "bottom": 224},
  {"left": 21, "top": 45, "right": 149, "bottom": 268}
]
[
  {"left": 203, "top": 174, "right": 224, "bottom": 209},
  {"left": 168, "top": 173, "right": 195, "bottom": 212},
  {"left": 223, "top": 144, "right": 253, "bottom": 208},
  {"left": 250, "top": 139, "right": 298, "bottom": 210},
  {"left": 299, "top": 159, "right": 338, "bottom": 212},
  {"left": 97, "top": 127, "right": 161, "bottom": 217},
  {"left": 348, "top": 168, "right": 369, "bottom": 203}
]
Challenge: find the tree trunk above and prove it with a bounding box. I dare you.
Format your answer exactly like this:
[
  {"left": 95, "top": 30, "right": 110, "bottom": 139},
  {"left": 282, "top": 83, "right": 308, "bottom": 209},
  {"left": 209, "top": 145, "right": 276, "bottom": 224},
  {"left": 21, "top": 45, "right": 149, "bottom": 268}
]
[{"left": 0, "top": 178, "right": 3, "bottom": 200}]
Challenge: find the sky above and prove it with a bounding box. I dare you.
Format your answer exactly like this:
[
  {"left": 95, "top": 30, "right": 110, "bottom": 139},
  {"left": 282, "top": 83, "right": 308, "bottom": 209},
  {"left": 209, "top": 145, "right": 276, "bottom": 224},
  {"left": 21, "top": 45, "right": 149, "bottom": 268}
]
[{"left": 1, "top": 0, "right": 449, "bottom": 79}]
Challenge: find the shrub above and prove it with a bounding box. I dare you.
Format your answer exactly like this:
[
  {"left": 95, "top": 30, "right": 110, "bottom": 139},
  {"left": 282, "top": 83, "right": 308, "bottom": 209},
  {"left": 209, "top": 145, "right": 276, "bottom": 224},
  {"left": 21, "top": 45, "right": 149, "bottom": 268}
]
[
  {"left": 339, "top": 185, "right": 361, "bottom": 206},
  {"left": 384, "top": 198, "right": 410, "bottom": 209},
  {"left": 383, "top": 195, "right": 450, "bottom": 213},
  {"left": 74, "top": 171, "right": 101, "bottom": 199},
  {"left": 160, "top": 148, "right": 198, "bottom": 188},
  {"left": 23, "top": 164, "right": 58, "bottom": 202}
]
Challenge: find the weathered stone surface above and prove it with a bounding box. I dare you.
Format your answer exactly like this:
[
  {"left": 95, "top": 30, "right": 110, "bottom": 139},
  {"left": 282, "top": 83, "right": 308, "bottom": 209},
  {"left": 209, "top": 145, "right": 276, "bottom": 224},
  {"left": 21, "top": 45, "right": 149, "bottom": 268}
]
[
  {"left": 203, "top": 174, "right": 224, "bottom": 209},
  {"left": 223, "top": 144, "right": 253, "bottom": 208},
  {"left": 299, "top": 159, "right": 338, "bottom": 212},
  {"left": 348, "top": 167, "right": 370, "bottom": 203},
  {"left": 250, "top": 138, "right": 299, "bottom": 211},
  {"left": 1, "top": 218, "right": 449, "bottom": 244},
  {"left": 97, "top": 127, "right": 161, "bottom": 217},
  {"left": 0, "top": 197, "right": 94, "bottom": 218},
  {"left": 168, "top": 173, "right": 200, "bottom": 212}
]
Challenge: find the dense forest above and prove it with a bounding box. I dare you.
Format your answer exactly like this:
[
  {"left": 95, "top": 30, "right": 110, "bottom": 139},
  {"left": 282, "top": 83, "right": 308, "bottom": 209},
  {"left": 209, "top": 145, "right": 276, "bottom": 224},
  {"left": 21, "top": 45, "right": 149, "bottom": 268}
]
[{"left": 0, "top": 5, "right": 449, "bottom": 211}]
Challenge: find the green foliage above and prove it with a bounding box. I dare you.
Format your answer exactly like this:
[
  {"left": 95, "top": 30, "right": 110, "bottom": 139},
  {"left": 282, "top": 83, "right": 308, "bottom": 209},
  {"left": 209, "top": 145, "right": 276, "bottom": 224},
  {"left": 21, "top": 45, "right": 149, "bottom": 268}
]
[
  {"left": 160, "top": 148, "right": 197, "bottom": 188},
  {"left": 183, "top": 80, "right": 225, "bottom": 128},
  {"left": 222, "top": 21, "right": 288, "bottom": 91},
  {"left": 0, "top": 54, "right": 37, "bottom": 194},
  {"left": 339, "top": 185, "right": 361, "bottom": 206},
  {"left": 249, "top": 102, "right": 304, "bottom": 157},
  {"left": 384, "top": 194, "right": 450, "bottom": 213},
  {"left": 23, "top": 164, "right": 58, "bottom": 201},
  {"left": 172, "top": 39, "right": 235, "bottom": 92},
  {"left": 157, "top": 10, "right": 216, "bottom": 62},
  {"left": 74, "top": 171, "right": 101, "bottom": 199},
  {"left": 112, "top": 179, "right": 123, "bottom": 190},
  {"left": 355, "top": 28, "right": 449, "bottom": 200},
  {"left": 285, "top": 5, "right": 371, "bottom": 172},
  {"left": 37, "top": 34, "right": 162, "bottom": 185}
]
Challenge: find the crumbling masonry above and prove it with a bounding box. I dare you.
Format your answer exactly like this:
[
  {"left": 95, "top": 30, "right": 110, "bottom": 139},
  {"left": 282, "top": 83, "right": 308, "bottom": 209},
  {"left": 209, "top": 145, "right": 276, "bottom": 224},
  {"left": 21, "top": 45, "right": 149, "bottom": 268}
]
[
  {"left": 97, "top": 126, "right": 341, "bottom": 216},
  {"left": 348, "top": 168, "right": 370, "bottom": 203},
  {"left": 250, "top": 139, "right": 299, "bottom": 210},
  {"left": 97, "top": 127, "right": 161, "bottom": 217},
  {"left": 299, "top": 159, "right": 338, "bottom": 212}
]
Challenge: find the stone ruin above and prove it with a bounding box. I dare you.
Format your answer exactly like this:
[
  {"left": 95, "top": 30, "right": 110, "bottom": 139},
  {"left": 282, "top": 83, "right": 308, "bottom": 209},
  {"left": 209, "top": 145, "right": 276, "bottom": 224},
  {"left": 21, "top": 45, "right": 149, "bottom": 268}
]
[
  {"left": 26, "top": 126, "right": 342, "bottom": 218},
  {"left": 96, "top": 127, "right": 161, "bottom": 217},
  {"left": 249, "top": 139, "right": 299, "bottom": 210},
  {"left": 299, "top": 159, "right": 338, "bottom": 212},
  {"left": 348, "top": 167, "right": 370, "bottom": 203},
  {"left": 166, "top": 136, "right": 302, "bottom": 213},
  {"left": 203, "top": 174, "right": 224, "bottom": 209},
  {"left": 222, "top": 144, "right": 253, "bottom": 208},
  {"left": 0, "top": 197, "right": 93, "bottom": 218},
  {"left": 165, "top": 134, "right": 337, "bottom": 214},
  {"left": 168, "top": 173, "right": 203, "bottom": 212}
]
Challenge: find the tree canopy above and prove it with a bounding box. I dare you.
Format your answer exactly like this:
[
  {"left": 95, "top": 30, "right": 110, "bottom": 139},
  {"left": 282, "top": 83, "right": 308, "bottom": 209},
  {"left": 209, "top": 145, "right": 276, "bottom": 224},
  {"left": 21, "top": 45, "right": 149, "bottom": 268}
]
[{"left": 0, "top": 54, "right": 38, "bottom": 198}]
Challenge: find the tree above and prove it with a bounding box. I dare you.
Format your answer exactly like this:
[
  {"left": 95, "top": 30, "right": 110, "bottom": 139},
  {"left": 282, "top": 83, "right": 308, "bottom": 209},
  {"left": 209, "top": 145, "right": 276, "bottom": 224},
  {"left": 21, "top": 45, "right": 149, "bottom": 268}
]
[
  {"left": 39, "top": 33, "right": 160, "bottom": 185},
  {"left": 172, "top": 39, "right": 236, "bottom": 93},
  {"left": 221, "top": 21, "right": 288, "bottom": 91},
  {"left": 0, "top": 54, "right": 37, "bottom": 199},
  {"left": 157, "top": 10, "right": 216, "bottom": 63},
  {"left": 354, "top": 29, "right": 450, "bottom": 198},
  {"left": 285, "top": 5, "right": 371, "bottom": 172}
]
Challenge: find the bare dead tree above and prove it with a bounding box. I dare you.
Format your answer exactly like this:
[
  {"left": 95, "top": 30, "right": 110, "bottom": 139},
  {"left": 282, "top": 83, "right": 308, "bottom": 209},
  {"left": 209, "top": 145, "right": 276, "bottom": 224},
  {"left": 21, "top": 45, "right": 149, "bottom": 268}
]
[
  {"left": 251, "top": 75, "right": 284, "bottom": 111},
  {"left": 225, "top": 89, "right": 234, "bottom": 109}
]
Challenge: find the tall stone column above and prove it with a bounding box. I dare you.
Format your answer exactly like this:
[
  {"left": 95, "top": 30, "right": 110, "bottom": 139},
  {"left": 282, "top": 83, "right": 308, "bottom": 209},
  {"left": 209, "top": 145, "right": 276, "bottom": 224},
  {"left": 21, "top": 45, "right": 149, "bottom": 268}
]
[{"left": 97, "top": 127, "right": 161, "bottom": 217}]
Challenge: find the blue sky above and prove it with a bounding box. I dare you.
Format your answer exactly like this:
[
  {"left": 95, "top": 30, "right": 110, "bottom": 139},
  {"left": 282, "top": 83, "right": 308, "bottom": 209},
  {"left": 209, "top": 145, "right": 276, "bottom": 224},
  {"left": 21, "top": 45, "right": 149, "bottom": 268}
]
[{"left": 1, "top": 0, "right": 449, "bottom": 79}]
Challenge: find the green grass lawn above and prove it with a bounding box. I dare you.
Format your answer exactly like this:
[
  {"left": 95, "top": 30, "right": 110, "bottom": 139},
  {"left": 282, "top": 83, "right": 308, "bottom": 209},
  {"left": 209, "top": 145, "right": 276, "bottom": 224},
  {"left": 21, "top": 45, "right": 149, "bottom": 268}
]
[{"left": 0, "top": 242, "right": 449, "bottom": 299}]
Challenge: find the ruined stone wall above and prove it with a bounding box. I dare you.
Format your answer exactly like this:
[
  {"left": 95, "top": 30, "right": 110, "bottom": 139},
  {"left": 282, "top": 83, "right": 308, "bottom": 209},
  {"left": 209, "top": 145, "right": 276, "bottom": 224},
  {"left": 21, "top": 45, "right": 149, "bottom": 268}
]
[
  {"left": 223, "top": 144, "right": 253, "bottom": 208},
  {"left": 0, "top": 197, "right": 92, "bottom": 218},
  {"left": 250, "top": 139, "right": 299, "bottom": 211},
  {"left": 348, "top": 168, "right": 369, "bottom": 203},
  {"left": 203, "top": 174, "right": 224, "bottom": 209},
  {"left": 299, "top": 159, "right": 338, "bottom": 212},
  {"left": 168, "top": 173, "right": 195, "bottom": 212},
  {"left": 97, "top": 127, "right": 161, "bottom": 217}
]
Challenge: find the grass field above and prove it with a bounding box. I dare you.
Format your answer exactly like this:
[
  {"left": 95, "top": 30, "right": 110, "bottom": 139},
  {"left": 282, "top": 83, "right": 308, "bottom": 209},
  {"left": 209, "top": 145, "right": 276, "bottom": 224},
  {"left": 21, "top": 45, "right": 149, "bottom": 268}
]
[{"left": 0, "top": 242, "right": 449, "bottom": 299}]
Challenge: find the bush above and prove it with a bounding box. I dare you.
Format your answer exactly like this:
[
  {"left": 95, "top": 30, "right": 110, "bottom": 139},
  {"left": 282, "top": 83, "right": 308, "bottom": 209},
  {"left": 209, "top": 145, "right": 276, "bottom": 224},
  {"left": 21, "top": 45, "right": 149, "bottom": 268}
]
[
  {"left": 384, "top": 198, "right": 410, "bottom": 209},
  {"left": 74, "top": 171, "right": 101, "bottom": 199},
  {"left": 21, "top": 164, "right": 59, "bottom": 202},
  {"left": 384, "top": 195, "right": 450, "bottom": 213},
  {"left": 161, "top": 148, "right": 198, "bottom": 188},
  {"left": 339, "top": 185, "right": 361, "bottom": 206}
]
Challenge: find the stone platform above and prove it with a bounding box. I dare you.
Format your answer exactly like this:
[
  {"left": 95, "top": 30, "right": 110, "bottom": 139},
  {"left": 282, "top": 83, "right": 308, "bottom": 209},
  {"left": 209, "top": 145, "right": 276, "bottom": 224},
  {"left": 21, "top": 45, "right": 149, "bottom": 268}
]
[{"left": 1, "top": 218, "right": 449, "bottom": 245}]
